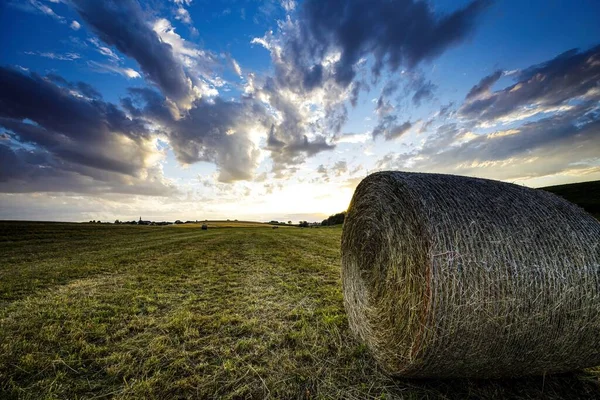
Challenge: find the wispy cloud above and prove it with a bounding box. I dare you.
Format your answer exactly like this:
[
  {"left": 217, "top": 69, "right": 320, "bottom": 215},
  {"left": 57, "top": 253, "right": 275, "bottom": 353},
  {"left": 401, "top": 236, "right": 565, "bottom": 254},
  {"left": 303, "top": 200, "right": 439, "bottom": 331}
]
[
  {"left": 25, "top": 51, "right": 80, "bottom": 61},
  {"left": 11, "top": 0, "right": 66, "bottom": 22},
  {"left": 88, "top": 38, "right": 121, "bottom": 61},
  {"left": 88, "top": 61, "right": 141, "bottom": 79}
]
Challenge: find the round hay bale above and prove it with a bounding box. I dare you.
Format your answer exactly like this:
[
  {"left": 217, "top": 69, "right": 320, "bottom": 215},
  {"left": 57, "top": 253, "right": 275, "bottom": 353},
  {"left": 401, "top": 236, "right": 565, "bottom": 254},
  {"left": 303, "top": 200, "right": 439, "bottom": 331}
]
[
  {"left": 341, "top": 171, "right": 600, "bottom": 378},
  {"left": 201, "top": 224, "right": 208, "bottom": 230}
]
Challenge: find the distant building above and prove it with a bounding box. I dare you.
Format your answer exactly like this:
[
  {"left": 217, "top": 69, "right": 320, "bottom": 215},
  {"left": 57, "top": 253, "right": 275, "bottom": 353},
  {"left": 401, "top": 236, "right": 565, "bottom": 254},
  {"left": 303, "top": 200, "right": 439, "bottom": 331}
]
[{"left": 138, "top": 216, "right": 151, "bottom": 225}]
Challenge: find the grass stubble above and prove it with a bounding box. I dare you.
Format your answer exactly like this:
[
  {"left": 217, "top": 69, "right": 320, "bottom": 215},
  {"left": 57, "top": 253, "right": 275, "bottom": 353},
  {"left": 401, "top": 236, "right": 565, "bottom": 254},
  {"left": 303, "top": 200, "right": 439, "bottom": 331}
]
[{"left": 1, "top": 221, "right": 599, "bottom": 399}]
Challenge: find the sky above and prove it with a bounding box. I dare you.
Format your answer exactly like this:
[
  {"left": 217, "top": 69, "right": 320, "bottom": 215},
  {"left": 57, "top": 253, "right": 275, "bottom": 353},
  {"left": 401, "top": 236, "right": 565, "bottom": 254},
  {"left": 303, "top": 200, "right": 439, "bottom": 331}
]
[{"left": 1, "top": 0, "right": 599, "bottom": 223}]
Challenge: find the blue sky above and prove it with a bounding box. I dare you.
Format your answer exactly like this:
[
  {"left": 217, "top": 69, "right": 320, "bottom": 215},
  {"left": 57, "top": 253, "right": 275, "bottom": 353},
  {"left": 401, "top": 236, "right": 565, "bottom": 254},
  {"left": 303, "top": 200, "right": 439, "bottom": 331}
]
[{"left": 1, "top": 0, "right": 599, "bottom": 222}]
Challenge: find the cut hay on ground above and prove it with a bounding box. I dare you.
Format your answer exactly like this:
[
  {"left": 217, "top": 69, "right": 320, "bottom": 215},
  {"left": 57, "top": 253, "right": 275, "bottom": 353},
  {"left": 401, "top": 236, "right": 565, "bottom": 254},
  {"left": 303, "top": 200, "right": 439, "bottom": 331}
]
[{"left": 341, "top": 171, "right": 600, "bottom": 378}]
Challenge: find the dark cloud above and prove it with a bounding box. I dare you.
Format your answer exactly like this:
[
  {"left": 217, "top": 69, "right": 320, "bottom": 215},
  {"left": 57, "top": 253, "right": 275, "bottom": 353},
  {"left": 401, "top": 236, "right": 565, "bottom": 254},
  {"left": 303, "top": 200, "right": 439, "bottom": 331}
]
[
  {"left": 125, "top": 88, "right": 273, "bottom": 182},
  {"left": 0, "top": 67, "right": 171, "bottom": 195},
  {"left": 465, "top": 69, "right": 503, "bottom": 100},
  {"left": 349, "top": 81, "right": 363, "bottom": 107},
  {"left": 303, "top": 64, "right": 324, "bottom": 91},
  {"left": 410, "top": 78, "right": 436, "bottom": 106},
  {"left": 459, "top": 46, "right": 600, "bottom": 124},
  {"left": 267, "top": 124, "right": 286, "bottom": 150},
  {"left": 278, "top": 134, "right": 335, "bottom": 159},
  {"left": 267, "top": 132, "right": 334, "bottom": 174},
  {"left": 71, "top": 0, "right": 195, "bottom": 108},
  {"left": 295, "top": 0, "right": 490, "bottom": 87},
  {"left": 372, "top": 116, "right": 412, "bottom": 141},
  {"left": 46, "top": 73, "right": 103, "bottom": 99}
]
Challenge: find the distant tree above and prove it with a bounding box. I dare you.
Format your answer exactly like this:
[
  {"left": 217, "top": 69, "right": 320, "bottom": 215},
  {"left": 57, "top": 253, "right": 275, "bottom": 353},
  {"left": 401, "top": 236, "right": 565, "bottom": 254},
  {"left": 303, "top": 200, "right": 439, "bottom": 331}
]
[
  {"left": 321, "top": 212, "right": 346, "bottom": 226},
  {"left": 299, "top": 221, "right": 309, "bottom": 228},
  {"left": 288, "top": 221, "right": 292, "bottom": 225},
  {"left": 175, "top": 220, "right": 183, "bottom": 224},
  {"left": 114, "top": 219, "right": 120, "bottom": 224}
]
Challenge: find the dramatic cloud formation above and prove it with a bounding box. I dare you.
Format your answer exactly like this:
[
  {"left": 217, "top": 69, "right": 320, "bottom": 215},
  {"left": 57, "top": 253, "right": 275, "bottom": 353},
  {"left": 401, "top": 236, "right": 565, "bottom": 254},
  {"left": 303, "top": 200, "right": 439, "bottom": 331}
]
[
  {"left": 3, "top": 0, "right": 598, "bottom": 222},
  {"left": 382, "top": 104, "right": 600, "bottom": 182},
  {"left": 0, "top": 67, "right": 171, "bottom": 195},
  {"left": 280, "top": 0, "right": 490, "bottom": 89},
  {"left": 377, "top": 46, "right": 600, "bottom": 183},
  {"left": 123, "top": 88, "right": 272, "bottom": 182},
  {"left": 460, "top": 46, "right": 600, "bottom": 125},
  {"left": 252, "top": 0, "right": 489, "bottom": 173},
  {"left": 71, "top": 0, "right": 198, "bottom": 110}
]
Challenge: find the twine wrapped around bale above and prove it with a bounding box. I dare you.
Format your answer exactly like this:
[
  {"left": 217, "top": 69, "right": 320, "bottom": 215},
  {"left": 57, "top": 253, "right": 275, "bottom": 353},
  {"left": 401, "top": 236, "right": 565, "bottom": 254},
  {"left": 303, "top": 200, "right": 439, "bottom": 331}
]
[{"left": 341, "top": 171, "right": 600, "bottom": 378}]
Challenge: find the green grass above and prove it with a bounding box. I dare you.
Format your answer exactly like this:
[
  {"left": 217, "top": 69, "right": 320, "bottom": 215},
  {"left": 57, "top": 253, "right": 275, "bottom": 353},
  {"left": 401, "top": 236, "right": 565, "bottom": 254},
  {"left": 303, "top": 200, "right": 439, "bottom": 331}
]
[{"left": 1, "top": 222, "right": 599, "bottom": 399}]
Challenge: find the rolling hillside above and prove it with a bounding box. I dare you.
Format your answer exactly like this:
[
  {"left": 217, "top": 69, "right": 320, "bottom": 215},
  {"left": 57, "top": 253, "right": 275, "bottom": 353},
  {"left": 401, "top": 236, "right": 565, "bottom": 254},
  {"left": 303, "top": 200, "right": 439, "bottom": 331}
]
[{"left": 542, "top": 180, "right": 600, "bottom": 218}]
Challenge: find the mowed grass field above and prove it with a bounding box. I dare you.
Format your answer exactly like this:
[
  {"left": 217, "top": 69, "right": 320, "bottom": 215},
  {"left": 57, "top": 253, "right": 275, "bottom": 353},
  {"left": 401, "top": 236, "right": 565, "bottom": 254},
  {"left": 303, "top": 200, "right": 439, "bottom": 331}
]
[{"left": 1, "top": 222, "right": 600, "bottom": 399}]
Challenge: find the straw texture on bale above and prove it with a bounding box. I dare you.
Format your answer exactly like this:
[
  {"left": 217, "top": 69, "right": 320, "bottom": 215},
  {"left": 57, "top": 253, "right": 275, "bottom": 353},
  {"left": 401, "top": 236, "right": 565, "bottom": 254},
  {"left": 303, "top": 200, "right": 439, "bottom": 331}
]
[{"left": 341, "top": 171, "right": 600, "bottom": 378}]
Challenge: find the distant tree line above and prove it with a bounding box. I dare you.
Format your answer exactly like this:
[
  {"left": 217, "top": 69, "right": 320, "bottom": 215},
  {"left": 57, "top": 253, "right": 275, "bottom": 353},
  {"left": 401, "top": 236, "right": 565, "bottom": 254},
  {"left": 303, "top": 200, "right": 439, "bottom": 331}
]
[
  {"left": 321, "top": 212, "right": 346, "bottom": 226},
  {"left": 268, "top": 220, "right": 293, "bottom": 225}
]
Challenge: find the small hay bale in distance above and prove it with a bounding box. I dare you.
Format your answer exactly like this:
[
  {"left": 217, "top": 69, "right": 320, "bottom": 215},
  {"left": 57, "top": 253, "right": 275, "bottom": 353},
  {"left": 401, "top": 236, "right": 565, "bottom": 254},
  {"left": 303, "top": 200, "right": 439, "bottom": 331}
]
[
  {"left": 341, "top": 171, "right": 600, "bottom": 378},
  {"left": 201, "top": 224, "right": 208, "bottom": 230}
]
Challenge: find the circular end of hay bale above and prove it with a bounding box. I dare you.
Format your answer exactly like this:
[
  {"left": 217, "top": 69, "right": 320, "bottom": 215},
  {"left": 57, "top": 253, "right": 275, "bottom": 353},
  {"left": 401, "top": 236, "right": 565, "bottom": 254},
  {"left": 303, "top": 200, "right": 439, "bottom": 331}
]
[{"left": 342, "top": 172, "right": 431, "bottom": 375}]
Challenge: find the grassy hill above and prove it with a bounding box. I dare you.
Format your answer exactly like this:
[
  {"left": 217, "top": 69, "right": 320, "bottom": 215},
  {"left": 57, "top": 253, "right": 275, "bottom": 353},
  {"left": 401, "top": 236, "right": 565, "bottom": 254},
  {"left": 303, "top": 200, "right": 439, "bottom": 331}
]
[
  {"left": 1, "top": 222, "right": 600, "bottom": 399},
  {"left": 541, "top": 180, "right": 600, "bottom": 219}
]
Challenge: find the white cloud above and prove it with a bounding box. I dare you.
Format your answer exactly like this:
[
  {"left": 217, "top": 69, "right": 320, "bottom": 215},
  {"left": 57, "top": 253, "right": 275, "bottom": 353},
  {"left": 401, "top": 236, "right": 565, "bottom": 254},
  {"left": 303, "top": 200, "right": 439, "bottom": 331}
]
[
  {"left": 281, "top": 0, "right": 296, "bottom": 12},
  {"left": 36, "top": 1, "right": 65, "bottom": 22},
  {"left": 88, "top": 38, "right": 121, "bottom": 61},
  {"left": 88, "top": 61, "right": 141, "bottom": 79},
  {"left": 25, "top": 51, "right": 80, "bottom": 61},
  {"left": 231, "top": 58, "right": 242, "bottom": 77},
  {"left": 175, "top": 7, "right": 191, "bottom": 24},
  {"left": 335, "top": 132, "right": 370, "bottom": 144},
  {"left": 70, "top": 20, "right": 81, "bottom": 30}
]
